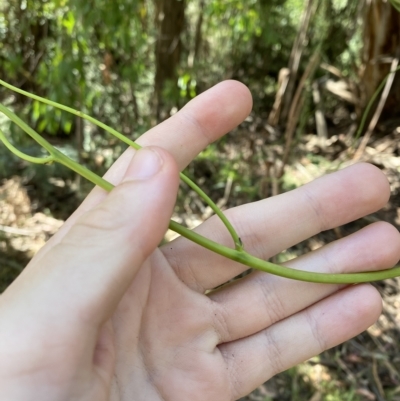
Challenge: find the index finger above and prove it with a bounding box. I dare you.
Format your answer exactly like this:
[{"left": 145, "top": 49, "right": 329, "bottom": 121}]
[
  {"left": 31, "top": 80, "right": 252, "bottom": 262},
  {"left": 138, "top": 80, "right": 252, "bottom": 169}
]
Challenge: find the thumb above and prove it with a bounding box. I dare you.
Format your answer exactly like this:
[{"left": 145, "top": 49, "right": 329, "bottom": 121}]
[{"left": 10, "top": 147, "right": 179, "bottom": 326}]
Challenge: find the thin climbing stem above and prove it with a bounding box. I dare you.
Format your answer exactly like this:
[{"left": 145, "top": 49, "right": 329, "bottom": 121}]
[
  {"left": 0, "top": 79, "right": 242, "bottom": 250},
  {"left": 0, "top": 104, "right": 110, "bottom": 190},
  {"left": 0, "top": 129, "right": 54, "bottom": 165},
  {"left": 1, "top": 83, "right": 400, "bottom": 283}
]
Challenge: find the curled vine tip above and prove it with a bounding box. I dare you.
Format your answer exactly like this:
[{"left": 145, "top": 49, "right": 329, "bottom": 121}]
[{"left": 0, "top": 129, "right": 54, "bottom": 165}]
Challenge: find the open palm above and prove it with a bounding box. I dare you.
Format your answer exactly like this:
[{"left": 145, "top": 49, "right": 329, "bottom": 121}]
[{"left": 0, "top": 81, "right": 399, "bottom": 401}]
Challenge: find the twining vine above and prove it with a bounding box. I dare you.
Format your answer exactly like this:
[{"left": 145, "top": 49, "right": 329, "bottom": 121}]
[{"left": 1, "top": 70, "right": 400, "bottom": 284}]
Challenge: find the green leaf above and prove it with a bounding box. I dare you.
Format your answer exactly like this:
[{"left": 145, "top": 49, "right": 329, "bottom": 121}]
[
  {"left": 37, "top": 119, "right": 48, "bottom": 133},
  {"left": 390, "top": 0, "right": 400, "bottom": 12},
  {"left": 32, "top": 101, "right": 41, "bottom": 123},
  {"left": 63, "top": 119, "right": 73, "bottom": 134},
  {"left": 62, "top": 10, "right": 76, "bottom": 35}
]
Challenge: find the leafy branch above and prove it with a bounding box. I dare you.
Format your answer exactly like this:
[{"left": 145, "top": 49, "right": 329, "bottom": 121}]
[{"left": 1, "top": 79, "right": 400, "bottom": 284}]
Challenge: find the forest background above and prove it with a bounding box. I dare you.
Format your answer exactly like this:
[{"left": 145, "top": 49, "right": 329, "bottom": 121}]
[{"left": 1, "top": 0, "right": 400, "bottom": 399}]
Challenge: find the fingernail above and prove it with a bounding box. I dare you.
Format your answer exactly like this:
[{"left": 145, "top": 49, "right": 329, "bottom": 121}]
[{"left": 124, "top": 148, "right": 163, "bottom": 181}]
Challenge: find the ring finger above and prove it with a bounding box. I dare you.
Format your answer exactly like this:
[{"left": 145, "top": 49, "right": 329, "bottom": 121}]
[
  {"left": 209, "top": 221, "right": 400, "bottom": 344},
  {"left": 163, "top": 163, "right": 392, "bottom": 291}
]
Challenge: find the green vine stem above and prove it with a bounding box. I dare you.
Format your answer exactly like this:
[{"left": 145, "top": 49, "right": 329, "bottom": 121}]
[
  {"left": 0, "top": 128, "right": 54, "bottom": 165},
  {"left": 0, "top": 103, "right": 113, "bottom": 191},
  {"left": 0, "top": 79, "right": 243, "bottom": 251},
  {"left": 1, "top": 82, "right": 400, "bottom": 284}
]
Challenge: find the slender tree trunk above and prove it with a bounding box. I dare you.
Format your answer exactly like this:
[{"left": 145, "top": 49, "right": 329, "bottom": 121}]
[
  {"left": 154, "top": 0, "right": 186, "bottom": 120},
  {"left": 360, "top": 0, "right": 400, "bottom": 117},
  {"left": 191, "top": 0, "right": 205, "bottom": 68}
]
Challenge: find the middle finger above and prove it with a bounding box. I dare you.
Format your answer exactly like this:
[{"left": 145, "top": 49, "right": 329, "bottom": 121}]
[
  {"left": 208, "top": 221, "right": 400, "bottom": 344},
  {"left": 162, "top": 163, "right": 391, "bottom": 291}
]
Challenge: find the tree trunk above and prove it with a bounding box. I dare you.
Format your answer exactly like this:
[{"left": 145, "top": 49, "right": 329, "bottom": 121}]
[
  {"left": 189, "top": 0, "right": 205, "bottom": 69},
  {"left": 360, "top": 0, "right": 400, "bottom": 117},
  {"left": 154, "top": 0, "right": 186, "bottom": 120}
]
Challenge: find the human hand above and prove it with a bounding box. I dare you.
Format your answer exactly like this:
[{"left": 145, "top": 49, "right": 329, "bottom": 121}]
[{"left": 0, "top": 81, "right": 399, "bottom": 401}]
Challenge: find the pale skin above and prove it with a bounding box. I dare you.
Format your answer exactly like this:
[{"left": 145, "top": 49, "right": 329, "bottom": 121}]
[{"left": 0, "top": 81, "right": 399, "bottom": 401}]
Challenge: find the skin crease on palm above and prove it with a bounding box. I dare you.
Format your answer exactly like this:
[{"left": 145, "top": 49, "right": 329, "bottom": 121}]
[{"left": 0, "top": 81, "right": 399, "bottom": 401}]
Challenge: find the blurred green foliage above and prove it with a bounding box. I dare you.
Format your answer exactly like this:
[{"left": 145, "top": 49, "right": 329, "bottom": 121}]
[
  {"left": 0, "top": 0, "right": 368, "bottom": 226},
  {"left": 0, "top": 0, "right": 361, "bottom": 136}
]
